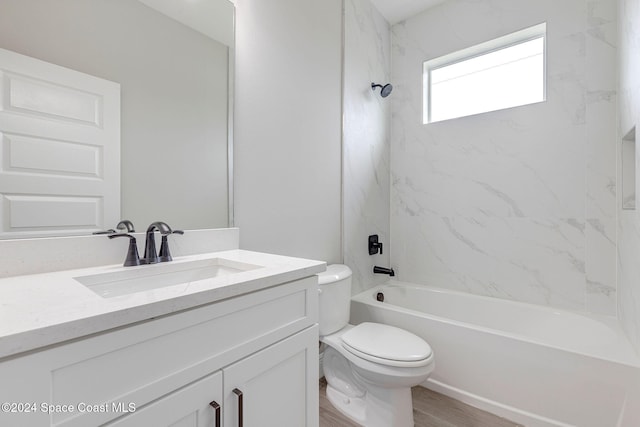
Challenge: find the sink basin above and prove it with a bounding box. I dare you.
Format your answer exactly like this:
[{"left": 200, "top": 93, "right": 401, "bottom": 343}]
[{"left": 74, "top": 258, "right": 262, "bottom": 298}]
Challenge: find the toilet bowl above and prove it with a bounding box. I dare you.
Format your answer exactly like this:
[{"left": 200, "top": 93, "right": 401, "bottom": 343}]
[{"left": 318, "top": 265, "right": 435, "bottom": 427}]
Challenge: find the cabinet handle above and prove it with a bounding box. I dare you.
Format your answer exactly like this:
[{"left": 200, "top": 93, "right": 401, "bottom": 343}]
[
  {"left": 233, "top": 388, "right": 243, "bottom": 427},
  {"left": 209, "top": 401, "right": 220, "bottom": 427}
]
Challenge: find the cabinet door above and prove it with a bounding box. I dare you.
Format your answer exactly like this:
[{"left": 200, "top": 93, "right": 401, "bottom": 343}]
[
  {"left": 224, "top": 326, "right": 319, "bottom": 427},
  {"left": 106, "top": 371, "right": 223, "bottom": 427}
]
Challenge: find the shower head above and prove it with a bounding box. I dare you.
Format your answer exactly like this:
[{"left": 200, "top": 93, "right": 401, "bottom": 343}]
[{"left": 371, "top": 82, "right": 393, "bottom": 98}]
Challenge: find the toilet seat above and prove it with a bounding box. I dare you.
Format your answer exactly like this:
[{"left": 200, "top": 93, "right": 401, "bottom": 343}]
[{"left": 340, "top": 322, "right": 432, "bottom": 368}]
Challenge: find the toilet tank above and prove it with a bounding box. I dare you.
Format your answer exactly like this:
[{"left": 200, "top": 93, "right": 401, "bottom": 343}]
[{"left": 317, "top": 264, "right": 352, "bottom": 336}]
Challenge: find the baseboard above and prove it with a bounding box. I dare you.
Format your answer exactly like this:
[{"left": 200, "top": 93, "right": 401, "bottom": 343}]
[{"left": 423, "top": 378, "right": 574, "bottom": 427}]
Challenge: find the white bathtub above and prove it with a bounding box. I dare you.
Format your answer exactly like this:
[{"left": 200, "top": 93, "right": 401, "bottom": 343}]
[{"left": 350, "top": 282, "right": 640, "bottom": 427}]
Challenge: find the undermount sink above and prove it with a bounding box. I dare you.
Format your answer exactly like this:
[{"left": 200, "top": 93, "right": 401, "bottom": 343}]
[{"left": 74, "top": 257, "right": 262, "bottom": 298}]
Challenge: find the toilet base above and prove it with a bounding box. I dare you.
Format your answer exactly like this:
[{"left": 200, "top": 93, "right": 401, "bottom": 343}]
[
  {"left": 326, "top": 384, "right": 366, "bottom": 425},
  {"left": 325, "top": 382, "right": 415, "bottom": 427}
]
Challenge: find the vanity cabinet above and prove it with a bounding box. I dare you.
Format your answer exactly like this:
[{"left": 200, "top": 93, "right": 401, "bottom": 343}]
[{"left": 0, "top": 276, "right": 319, "bottom": 427}]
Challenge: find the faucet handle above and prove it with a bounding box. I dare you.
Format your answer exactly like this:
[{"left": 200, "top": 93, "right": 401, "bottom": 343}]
[
  {"left": 160, "top": 228, "right": 183, "bottom": 236},
  {"left": 158, "top": 230, "right": 184, "bottom": 262},
  {"left": 93, "top": 229, "right": 116, "bottom": 235},
  {"left": 368, "top": 235, "right": 383, "bottom": 255},
  {"left": 108, "top": 233, "right": 141, "bottom": 267}
]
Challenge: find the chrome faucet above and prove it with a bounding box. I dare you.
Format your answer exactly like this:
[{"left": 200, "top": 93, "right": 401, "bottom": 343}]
[{"left": 142, "top": 221, "right": 183, "bottom": 264}]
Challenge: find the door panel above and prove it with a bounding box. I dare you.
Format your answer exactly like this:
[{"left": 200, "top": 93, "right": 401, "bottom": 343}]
[
  {"left": 0, "top": 47, "right": 120, "bottom": 238},
  {"left": 224, "top": 326, "right": 319, "bottom": 427}
]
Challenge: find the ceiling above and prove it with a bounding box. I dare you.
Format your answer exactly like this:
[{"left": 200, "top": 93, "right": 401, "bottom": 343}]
[
  {"left": 369, "top": 0, "right": 446, "bottom": 24},
  {"left": 138, "top": 0, "right": 234, "bottom": 46}
]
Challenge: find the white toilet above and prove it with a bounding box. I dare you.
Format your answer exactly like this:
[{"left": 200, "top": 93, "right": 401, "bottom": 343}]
[{"left": 318, "top": 265, "right": 434, "bottom": 427}]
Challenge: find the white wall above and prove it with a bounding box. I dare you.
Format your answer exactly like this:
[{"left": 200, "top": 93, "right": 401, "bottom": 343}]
[
  {"left": 343, "top": 0, "right": 392, "bottom": 295},
  {"left": 390, "top": 0, "right": 618, "bottom": 314},
  {"left": 618, "top": 0, "right": 640, "bottom": 352},
  {"left": 234, "top": 0, "right": 343, "bottom": 263},
  {"left": 0, "top": 0, "right": 230, "bottom": 231}
]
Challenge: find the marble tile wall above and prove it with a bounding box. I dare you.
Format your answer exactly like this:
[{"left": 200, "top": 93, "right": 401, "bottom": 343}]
[
  {"left": 343, "top": 0, "right": 392, "bottom": 295},
  {"left": 618, "top": 0, "right": 640, "bottom": 351},
  {"left": 390, "top": 0, "right": 618, "bottom": 314}
]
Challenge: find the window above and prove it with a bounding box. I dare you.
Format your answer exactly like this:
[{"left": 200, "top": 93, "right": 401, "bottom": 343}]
[{"left": 423, "top": 23, "right": 546, "bottom": 124}]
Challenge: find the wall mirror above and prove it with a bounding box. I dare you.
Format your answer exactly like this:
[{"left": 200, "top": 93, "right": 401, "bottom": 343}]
[{"left": 0, "top": 0, "right": 234, "bottom": 239}]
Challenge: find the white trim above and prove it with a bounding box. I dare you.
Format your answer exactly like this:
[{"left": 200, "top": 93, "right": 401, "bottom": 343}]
[{"left": 426, "top": 23, "right": 546, "bottom": 70}]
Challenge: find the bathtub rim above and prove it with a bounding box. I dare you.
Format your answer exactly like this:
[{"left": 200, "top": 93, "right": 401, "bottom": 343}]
[{"left": 352, "top": 281, "right": 640, "bottom": 368}]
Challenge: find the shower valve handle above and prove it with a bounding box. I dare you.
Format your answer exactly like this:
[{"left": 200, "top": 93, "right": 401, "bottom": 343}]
[{"left": 369, "top": 234, "right": 383, "bottom": 255}]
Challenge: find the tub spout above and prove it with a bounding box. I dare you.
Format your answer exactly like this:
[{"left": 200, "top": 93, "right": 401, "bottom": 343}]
[{"left": 373, "top": 266, "right": 395, "bottom": 277}]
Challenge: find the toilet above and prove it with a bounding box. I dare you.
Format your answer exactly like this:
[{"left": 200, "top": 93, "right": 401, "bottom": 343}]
[{"left": 318, "top": 265, "right": 434, "bottom": 427}]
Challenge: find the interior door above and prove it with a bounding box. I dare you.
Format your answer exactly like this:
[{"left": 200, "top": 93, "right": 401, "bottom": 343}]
[{"left": 0, "top": 47, "right": 120, "bottom": 238}]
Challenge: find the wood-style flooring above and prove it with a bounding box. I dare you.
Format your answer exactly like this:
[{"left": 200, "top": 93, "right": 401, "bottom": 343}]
[{"left": 319, "top": 379, "right": 524, "bottom": 427}]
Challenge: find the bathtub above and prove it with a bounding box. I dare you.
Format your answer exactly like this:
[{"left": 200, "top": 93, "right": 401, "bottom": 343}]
[{"left": 350, "top": 282, "right": 640, "bottom": 427}]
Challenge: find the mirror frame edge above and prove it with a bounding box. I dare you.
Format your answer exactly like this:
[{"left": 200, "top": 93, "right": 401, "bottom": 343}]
[{"left": 227, "top": 4, "right": 236, "bottom": 228}]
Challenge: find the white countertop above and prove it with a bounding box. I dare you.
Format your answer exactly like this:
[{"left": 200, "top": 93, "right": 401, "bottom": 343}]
[{"left": 0, "top": 250, "right": 325, "bottom": 360}]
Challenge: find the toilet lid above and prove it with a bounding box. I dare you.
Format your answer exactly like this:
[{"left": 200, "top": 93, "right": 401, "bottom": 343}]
[{"left": 341, "top": 323, "right": 432, "bottom": 364}]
